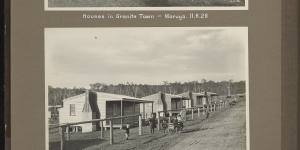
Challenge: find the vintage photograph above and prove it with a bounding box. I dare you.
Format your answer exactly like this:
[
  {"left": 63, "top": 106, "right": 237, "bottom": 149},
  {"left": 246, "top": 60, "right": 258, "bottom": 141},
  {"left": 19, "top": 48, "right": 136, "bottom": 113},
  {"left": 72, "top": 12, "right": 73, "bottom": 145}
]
[
  {"left": 45, "top": 27, "right": 249, "bottom": 150},
  {"left": 46, "top": 0, "right": 247, "bottom": 10}
]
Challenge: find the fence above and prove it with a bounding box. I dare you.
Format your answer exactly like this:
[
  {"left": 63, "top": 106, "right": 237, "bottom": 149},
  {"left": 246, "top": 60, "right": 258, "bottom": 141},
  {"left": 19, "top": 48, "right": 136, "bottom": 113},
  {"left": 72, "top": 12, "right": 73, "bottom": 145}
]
[{"left": 49, "top": 100, "right": 229, "bottom": 150}]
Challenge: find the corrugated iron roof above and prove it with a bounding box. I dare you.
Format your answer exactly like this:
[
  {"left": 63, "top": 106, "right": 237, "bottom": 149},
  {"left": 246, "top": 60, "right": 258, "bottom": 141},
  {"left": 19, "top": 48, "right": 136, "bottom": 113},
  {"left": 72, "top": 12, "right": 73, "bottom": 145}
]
[{"left": 96, "top": 92, "right": 152, "bottom": 103}]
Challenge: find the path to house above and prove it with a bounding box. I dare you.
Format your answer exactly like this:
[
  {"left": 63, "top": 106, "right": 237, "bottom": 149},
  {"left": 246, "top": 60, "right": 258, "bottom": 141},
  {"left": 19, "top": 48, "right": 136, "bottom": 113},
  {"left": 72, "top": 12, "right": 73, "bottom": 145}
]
[{"left": 49, "top": 99, "right": 246, "bottom": 150}]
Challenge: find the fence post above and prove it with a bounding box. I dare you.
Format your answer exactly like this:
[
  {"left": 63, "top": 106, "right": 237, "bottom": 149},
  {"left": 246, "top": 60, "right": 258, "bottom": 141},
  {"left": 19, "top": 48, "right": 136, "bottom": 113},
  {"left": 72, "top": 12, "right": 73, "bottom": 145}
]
[
  {"left": 109, "top": 120, "right": 113, "bottom": 144},
  {"left": 157, "top": 112, "right": 160, "bottom": 131},
  {"left": 191, "top": 108, "right": 194, "bottom": 120},
  {"left": 59, "top": 126, "right": 65, "bottom": 150},
  {"left": 197, "top": 108, "right": 200, "bottom": 117},
  {"left": 100, "top": 121, "right": 103, "bottom": 139},
  {"left": 139, "top": 115, "right": 142, "bottom": 135}
]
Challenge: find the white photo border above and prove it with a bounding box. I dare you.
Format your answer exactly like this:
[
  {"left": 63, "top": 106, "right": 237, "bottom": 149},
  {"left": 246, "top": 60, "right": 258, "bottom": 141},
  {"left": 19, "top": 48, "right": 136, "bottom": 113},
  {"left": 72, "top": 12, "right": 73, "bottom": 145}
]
[{"left": 45, "top": 27, "right": 249, "bottom": 150}]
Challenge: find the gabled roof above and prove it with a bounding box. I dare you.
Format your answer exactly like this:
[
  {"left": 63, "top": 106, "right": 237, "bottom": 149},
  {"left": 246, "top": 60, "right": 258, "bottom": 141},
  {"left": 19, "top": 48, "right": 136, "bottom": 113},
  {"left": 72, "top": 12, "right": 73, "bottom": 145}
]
[
  {"left": 204, "top": 92, "right": 218, "bottom": 96},
  {"left": 62, "top": 91, "right": 152, "bottom": 103},
  {"left": 165, "top": 93, "right": 185, "bottom": 99},
  {"left": 178, "top": 91, "right": 217, "bottom": 97},
  {"left": 62, "top": 93, "right": 86, "bottom": 102},
  {"left": 96, "top": 92, "right": 152, "bottom": 103},
  {"left": 142, "top": 92, "right": 188, "bottom": 100}
]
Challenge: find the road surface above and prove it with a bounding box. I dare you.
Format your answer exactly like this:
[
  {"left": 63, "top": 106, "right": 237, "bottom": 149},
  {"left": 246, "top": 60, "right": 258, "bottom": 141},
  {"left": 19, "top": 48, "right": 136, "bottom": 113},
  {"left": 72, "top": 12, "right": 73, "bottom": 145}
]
[{"left": 167, "top": 100, "right": 246, "bottom": 150}]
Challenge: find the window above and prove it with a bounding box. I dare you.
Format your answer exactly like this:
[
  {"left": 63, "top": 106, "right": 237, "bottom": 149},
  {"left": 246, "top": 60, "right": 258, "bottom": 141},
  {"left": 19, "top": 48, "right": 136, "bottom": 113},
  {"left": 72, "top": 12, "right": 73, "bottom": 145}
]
[{"left": 70, "top": 104, "right": 76, "bottom": 116}]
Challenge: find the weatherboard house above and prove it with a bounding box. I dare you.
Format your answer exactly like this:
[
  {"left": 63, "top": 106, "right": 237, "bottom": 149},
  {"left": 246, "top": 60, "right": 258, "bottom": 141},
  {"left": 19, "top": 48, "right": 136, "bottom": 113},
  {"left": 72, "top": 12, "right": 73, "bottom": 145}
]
[
  {"left": 58, "top": 90, "right": 152, "bottom": 133},
  {"left": 140, "top": 92, "right": 190, "bottom": 118},
  {"left": 178, "top": 91, "right": 218, "bottom": 107}
]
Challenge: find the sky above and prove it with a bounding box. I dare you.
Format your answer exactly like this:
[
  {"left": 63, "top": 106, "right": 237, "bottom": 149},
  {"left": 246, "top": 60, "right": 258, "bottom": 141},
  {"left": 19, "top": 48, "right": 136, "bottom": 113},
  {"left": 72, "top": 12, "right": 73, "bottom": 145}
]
[{"left": 45, "top": 27, "right": 248, "bottom": 88}]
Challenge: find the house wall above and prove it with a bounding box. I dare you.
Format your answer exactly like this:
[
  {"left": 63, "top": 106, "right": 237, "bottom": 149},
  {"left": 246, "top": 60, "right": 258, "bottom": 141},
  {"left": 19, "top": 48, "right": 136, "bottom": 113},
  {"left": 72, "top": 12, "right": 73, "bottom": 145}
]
[
  {"left": 141, "top": 93, "right": 163, "bottom": 118},
  {"left": 164, "top": 94, "right": 172, "bottom": 110},
  {"left": 182, "top": 100, "right": 191, "bottom": 108},
  {"left": 95, "top": 92, "right": 107, "bottom": 126},
  {"left": 58, "top": 94, "right": 93, "bottom": 133},
  {"left": 142, "top": 93, "right": 186, "bottom": 118},
  {"left": 178, "top": 92, "right": 192, "bottom": 108},
  {"left": 96, "top": 92, "right": 144, "bottom": 125}
]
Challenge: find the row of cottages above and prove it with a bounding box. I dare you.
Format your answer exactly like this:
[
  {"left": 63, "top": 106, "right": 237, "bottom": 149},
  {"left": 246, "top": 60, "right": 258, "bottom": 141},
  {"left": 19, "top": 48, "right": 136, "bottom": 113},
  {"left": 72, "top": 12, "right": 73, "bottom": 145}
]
[
  {"left": 140, "top": 92, "right": 190, "bottom": 118},
  {"left": 178, "top": 91, "right": 218, "bottom": 107},
  {"left": 58, "top": 90, "right": 152, "bottom": 133}
]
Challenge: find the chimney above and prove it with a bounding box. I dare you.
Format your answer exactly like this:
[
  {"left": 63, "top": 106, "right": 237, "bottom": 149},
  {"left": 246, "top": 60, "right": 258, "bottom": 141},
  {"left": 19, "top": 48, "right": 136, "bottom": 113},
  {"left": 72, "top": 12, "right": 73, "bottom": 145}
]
[{"left": 82, "top": 89, "right": 91, "bottom": 112}]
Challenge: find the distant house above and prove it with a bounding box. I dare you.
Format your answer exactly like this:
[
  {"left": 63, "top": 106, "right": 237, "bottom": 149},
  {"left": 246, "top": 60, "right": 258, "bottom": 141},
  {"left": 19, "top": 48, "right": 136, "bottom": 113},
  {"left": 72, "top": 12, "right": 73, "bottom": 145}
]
[
  {"left": 58, "top": 90, "right": 152, "bottom": 133},
  {"left": 47, "top": 105, "right": 62, "bottom": 124},
  {"left": 140, "top": 92, "right": 190, "bottom": 118},
  {"left": 206, "top": 92, "right": 218, "bottom": 103},
  {"left": 178, "top": 91, "right": 218, "bottom": 107}
]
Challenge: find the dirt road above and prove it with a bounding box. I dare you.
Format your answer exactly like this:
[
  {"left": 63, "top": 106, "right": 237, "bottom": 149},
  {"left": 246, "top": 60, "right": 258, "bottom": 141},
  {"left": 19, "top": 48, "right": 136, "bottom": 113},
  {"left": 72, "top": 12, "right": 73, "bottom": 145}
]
[{"left": 167, "top": 100, "right": 246, "bottom": 150}]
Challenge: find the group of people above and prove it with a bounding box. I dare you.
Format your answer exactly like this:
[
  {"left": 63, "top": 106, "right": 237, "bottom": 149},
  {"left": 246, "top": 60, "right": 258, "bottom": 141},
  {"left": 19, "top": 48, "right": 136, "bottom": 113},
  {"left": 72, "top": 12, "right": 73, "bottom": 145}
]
[
  {"left": 123, "top": 108, "right": 210, "bottom": 140},
  {"left": 148, "top": 112, "right": 184, "bottom": 134}
]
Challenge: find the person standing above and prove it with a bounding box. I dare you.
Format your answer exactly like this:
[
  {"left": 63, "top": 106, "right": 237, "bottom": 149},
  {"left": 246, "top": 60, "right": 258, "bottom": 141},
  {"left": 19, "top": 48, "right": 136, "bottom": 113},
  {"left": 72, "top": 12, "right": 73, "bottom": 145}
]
[
  {"left": 162, "top": 119, "right": 168, "bottom": 133},
  {"left": 148, "top": 113, "right": 156, "bottom": 134},
  {"left": 123, "top": 124, "right": 130, "bottom": 140}
]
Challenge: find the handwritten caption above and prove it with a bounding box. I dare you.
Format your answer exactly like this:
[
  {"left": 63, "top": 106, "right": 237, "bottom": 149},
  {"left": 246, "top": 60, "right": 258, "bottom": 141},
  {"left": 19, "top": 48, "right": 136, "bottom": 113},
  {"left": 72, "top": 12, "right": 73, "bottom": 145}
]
[{"left": 82, "top": 12, "right": 208, "bottom": 21}]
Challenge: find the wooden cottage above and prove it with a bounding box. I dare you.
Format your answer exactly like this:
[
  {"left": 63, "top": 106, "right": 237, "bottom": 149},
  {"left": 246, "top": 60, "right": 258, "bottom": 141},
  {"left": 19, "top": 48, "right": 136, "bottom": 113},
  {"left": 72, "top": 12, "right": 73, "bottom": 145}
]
[
  {"left": 206, "top": 92, "right": 218, "bottom": 103},
  {"left": 58, "top": 90, "right": 152, "bottom": 133},
  {"left": 140, "top": 92, "right": 190, "bottom": 118},
  {"left": 178, "top": 91, "right": 218, "bottom": 107}
]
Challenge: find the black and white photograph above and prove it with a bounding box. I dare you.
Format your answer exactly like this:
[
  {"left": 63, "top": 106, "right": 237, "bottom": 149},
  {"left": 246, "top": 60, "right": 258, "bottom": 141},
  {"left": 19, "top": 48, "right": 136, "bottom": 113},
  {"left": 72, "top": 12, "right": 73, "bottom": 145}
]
[
  {"left": 45, "top": 0, "right": 247, "bottom": 10},
  {"left": 45, "top": 27, "right": 249, "bottom": 150}
]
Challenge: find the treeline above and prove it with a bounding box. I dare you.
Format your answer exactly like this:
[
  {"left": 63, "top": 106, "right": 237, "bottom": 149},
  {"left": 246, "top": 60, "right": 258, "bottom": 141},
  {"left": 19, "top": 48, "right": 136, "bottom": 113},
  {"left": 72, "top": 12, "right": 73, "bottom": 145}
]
[{"left": 48, "top": 80, "right": 245, "bottom": 106}]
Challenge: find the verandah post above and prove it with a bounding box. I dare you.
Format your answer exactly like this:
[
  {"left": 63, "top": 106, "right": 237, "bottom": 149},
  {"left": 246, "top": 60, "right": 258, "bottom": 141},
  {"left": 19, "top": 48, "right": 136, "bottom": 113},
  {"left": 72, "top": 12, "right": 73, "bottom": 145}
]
[
  {"left": 139, "top": 114, "right": 142, "bottom": 135},
  {"left": 59, "top": 126, "right": 65, "bottom": 150},
  {"left": 121, "top": 100, "right": 123, "bottom": 127},
  {"left": 100, "top": 121, "right": 103, "bottom": 139},
  {"left": 157, "top": 111, "right": 160, "bottom": 131},
  {"left": 191, "top": 108, "right": 194, "bottom": 120},
  {"left": 109, "top": 120, "right": 114, "bottom": 144},
  {"left": 143, "top": 103, "right": 145, "bottom": 119}
]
